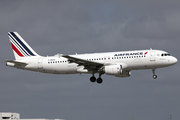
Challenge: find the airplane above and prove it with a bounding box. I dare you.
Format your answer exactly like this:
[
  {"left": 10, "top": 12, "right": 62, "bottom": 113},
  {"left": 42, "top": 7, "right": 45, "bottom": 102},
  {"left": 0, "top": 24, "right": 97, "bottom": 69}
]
[{"left": 5, "top": 32, "right": 178, "bottom": 84}]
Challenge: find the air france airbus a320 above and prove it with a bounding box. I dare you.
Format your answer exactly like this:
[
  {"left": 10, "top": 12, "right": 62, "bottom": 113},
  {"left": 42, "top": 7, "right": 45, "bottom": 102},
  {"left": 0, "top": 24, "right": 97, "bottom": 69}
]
[{"left": 5, "top": 32, "right": 178, "bottom": 84}]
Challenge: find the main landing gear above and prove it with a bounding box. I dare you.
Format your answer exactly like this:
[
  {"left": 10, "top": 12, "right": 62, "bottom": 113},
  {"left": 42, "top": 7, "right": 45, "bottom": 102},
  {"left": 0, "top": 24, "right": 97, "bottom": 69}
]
[
  {"left": 90, "top": 74, "right": 103, "bottom": 84},
  {"left": 152, "top": 69, "right": 157, "bottom": 79}
]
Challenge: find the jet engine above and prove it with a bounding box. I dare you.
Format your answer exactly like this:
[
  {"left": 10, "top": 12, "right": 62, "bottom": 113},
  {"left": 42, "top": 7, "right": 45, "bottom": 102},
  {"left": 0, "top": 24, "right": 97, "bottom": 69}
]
[
  {"left": 104, "top": 63, "right": 130, "bottom": 77},
  {"left": 115, "top": 70, "right": 131, "bottom": 77}
]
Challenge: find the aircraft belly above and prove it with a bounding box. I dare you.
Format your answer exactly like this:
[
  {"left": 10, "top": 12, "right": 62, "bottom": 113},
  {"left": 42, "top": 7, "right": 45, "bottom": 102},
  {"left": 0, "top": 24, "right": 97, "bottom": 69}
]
[
  {"left": 66, "top": 64, "right": 78, "bottom": 74},
  {"left": 43, "top": 63, "right": 77, "bottom": 74}
]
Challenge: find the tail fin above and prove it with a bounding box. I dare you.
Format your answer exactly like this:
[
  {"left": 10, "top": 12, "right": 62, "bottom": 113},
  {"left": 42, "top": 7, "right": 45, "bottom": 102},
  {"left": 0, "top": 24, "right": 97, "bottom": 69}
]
[{"left": 8, "top": 32, "right": 40, "bottom": 60}]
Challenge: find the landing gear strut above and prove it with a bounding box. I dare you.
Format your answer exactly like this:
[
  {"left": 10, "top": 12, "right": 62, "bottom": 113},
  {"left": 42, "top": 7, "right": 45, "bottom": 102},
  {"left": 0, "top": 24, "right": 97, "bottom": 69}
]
[
  {"left": 97, "top": 74, "right": 103, "bottom": 84},
  {"left": 152, "top": 69, "right": 157, "bottom": 79}
]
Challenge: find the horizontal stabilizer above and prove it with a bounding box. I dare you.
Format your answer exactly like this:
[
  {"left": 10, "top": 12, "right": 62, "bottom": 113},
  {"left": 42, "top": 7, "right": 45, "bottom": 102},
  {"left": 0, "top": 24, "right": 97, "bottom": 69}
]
[{"left": 4, "top": 60, "right": 27, "bottom": 65}]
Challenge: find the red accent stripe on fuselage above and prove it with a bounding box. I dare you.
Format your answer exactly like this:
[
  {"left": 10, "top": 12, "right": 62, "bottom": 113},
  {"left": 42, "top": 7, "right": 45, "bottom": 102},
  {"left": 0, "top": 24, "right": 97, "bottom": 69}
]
[{"left": 11, "top": 42, "right": 24, "bottom": 57}]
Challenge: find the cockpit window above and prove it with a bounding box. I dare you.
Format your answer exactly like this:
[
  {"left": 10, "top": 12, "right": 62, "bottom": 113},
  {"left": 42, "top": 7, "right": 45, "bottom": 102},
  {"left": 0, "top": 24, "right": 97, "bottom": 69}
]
[{"left": 161, "top": 53, "right": 170, "bottom": 56}]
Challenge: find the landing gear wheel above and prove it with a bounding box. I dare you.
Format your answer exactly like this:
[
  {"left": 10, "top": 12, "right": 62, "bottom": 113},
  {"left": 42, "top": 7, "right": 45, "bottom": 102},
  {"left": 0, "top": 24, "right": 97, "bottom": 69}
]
[
  {"left": 153, "top": 75, "right": 157, "bottom": 79},
  {"left": 152, "top": 69, "right": 157, "bottom": 79},
  {"left": 97, "top": 78, "right": 103, "bottom": 84},
  {"left": 90, "top": 76, "right": 96, "bottom": 82}
]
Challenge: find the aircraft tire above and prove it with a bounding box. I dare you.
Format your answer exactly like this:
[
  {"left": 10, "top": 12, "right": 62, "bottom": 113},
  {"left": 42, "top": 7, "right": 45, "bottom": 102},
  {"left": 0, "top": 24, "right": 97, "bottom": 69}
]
[
  {"left": 90, "top": 76, "right": 96, "bottom": 82},
  {"left": 97, "top": 78, "right": 103, "bottom": 84},
  {"left": 153, "top": 75, "right": 157, "bottom": 79}
]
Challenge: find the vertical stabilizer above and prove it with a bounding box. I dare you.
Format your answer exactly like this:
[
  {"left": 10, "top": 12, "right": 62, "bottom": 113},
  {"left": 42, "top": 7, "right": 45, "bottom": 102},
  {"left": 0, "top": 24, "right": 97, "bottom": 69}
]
[{"left": 8, "top": 32, "right": 40, "bottom": 60}]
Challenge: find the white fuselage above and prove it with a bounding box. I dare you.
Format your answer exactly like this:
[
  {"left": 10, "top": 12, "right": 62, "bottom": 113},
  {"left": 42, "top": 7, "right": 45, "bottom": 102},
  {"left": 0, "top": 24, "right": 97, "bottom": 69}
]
[
  {"left": 6, "top": 32, "right": 178, "bottom": 83},
  {"left": 8, "top": 49, "right": 177, "bottom": 76}
]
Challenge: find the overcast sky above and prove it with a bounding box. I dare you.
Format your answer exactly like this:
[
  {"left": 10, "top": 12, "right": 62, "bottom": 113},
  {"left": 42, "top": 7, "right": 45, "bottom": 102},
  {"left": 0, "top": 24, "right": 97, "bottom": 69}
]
[{"left": 0, "top": 1, "right": 180, "bottom": 120}]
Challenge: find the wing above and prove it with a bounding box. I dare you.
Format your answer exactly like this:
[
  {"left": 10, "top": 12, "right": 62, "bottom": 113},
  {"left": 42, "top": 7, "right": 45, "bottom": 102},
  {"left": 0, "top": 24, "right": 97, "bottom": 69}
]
[{"left": 62, "top": 55, "right": 104, "bottom": 72}]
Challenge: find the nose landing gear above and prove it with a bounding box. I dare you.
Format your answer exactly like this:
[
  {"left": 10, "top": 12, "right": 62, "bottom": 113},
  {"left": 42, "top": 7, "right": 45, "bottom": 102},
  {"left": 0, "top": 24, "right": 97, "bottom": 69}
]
[
  {"left": 152, "top": 69, "right": 157, "bottom": 79},
  {"left": 153, "top": 75, "right": 157, "bottom": 79}
]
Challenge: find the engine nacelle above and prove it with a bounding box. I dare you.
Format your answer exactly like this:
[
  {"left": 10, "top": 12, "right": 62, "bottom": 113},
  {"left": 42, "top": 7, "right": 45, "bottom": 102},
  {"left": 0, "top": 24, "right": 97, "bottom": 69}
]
[
  {"left": 104, "top": 64, "right": 130, "bottom": 77},
  {"left": 115, "top": 70, "right": 131, "bottom": 77},
  {"left": 104, "top": 65, "right": 120, "bottom": 75}
]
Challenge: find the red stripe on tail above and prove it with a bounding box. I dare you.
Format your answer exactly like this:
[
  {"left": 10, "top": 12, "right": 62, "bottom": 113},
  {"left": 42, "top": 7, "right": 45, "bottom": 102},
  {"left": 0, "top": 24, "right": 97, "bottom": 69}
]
[{"left": 11, "top": 42, "right": 24, "bottom": 57}]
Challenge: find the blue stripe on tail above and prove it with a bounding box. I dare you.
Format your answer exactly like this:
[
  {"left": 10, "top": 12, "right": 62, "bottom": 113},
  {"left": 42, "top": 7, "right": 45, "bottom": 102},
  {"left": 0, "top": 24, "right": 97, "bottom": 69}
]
[
  {"left": 8, "top": 33, "right": 29, "bottom": 56},
  {"left": 10, "top": 32, "right": 35, "bottom": 56}
]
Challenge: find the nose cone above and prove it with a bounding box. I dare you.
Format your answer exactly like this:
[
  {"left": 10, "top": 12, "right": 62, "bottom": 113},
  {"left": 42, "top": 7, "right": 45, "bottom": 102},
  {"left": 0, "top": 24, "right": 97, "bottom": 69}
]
[{"left": 171, "top": 57, "right": 178, "bottom": 65}]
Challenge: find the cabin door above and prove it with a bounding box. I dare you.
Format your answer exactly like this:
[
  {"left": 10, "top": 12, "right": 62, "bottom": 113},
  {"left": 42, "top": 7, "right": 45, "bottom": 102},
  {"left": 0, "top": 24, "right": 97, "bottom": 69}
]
[{"left": 150, "top": 51, "right": 156, "bottom": 61}]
